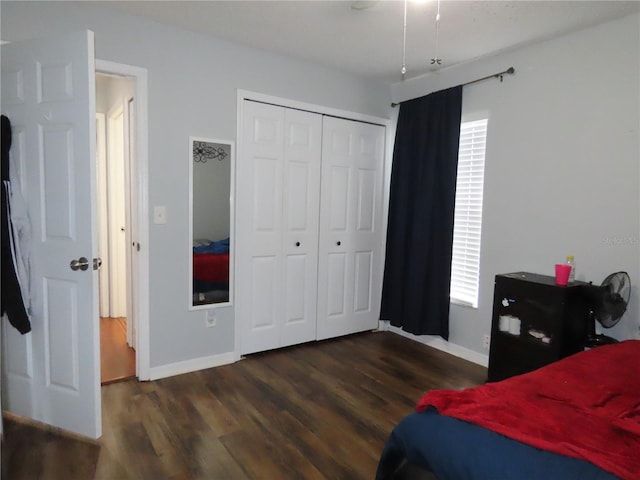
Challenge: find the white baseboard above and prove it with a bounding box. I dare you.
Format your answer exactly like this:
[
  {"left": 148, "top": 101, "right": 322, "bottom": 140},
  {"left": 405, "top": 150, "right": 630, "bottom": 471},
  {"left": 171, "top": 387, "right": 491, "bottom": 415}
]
[
  {"left": 148, "top": 351, "right": 237, "bottom": 381},
  {"left": 380, "top": 321, "right": 489, "bottom": 367}
]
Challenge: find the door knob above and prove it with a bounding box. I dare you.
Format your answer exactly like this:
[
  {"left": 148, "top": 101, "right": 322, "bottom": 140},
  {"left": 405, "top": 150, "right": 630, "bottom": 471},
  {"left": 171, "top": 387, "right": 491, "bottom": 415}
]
[
  {"left": 336, "top": 241, "right": 341, "bottom": 246},
  {"left": 70, "top": 257, "right": 89, "bottom": 271},
  {"left": 93, "top": 258, "right": 103, "bottom": 271},
  {"left": 295, "top": 241, "right": 301, "bottom": 247}
]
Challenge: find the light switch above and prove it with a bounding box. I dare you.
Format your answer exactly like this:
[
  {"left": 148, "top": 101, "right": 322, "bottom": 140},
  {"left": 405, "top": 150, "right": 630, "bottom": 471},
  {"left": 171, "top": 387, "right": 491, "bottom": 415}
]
[{"left": 153, "top": 205, "right": 167, "bottom": 224}]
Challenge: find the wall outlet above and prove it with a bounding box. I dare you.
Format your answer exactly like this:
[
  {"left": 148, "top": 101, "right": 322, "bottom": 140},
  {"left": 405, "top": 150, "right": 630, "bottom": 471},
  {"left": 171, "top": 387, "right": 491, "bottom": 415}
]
[
  {"left": 205, "top": 310, "right": 217, "bottom": 328},
  {"left": 483, "top": 334, "right": 491, "bottom": 350}
]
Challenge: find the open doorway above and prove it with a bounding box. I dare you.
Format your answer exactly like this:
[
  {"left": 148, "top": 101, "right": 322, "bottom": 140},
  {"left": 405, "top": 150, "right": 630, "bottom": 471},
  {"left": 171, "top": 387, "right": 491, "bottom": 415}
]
[{"left": 96, "top": 73, "right": 136, "bottom": 384}]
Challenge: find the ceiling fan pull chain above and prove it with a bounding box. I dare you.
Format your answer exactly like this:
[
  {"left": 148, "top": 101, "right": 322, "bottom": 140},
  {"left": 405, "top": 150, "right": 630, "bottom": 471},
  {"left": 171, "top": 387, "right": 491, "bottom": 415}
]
[
  {"left": 430, "top": 0, "right": 442, "bottom": 66},
  {"left": 401, "top": 0, "right": 407, "bottom": 78}
]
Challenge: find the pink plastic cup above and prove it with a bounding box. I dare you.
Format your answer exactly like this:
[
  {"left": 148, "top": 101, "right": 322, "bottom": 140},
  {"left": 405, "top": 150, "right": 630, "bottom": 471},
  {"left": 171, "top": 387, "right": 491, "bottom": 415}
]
[{"left": 555, "top": 264, "right": 572, "bottom": 286}]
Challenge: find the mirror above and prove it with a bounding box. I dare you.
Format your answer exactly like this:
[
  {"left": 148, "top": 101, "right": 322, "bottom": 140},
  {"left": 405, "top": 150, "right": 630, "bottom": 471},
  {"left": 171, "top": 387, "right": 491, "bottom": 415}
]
[{"left": 189, "top": 137, "right": 233, "bottom": 308}]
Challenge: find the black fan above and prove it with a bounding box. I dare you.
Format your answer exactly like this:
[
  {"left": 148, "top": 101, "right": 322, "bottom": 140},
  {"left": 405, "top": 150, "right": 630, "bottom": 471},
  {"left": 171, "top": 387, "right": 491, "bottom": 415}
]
[{"left": 584, "top": 271, "right": 631, "bottom": 348}]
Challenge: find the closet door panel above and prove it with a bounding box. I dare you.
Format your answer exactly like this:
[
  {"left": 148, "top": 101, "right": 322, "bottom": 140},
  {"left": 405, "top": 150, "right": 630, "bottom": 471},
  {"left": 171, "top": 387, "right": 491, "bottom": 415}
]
[
  {"left": 317, "top": 117, "right": 385, "bottom": 340},
  {"left": 349, "top": 124, "right": 384, "bottom": 331},
  {"left": 327, "top": 252, "right": 347, "bottom": 317},
  {"left": 354, "top": 250, "right": 373, "bottom": 313},
  {"left": 356, "top": 169, "right": 376, "bottom": 231},
  {"left": 249, "top": 256, "right": 279, "bottom": 347},
  {"left": 286, "top": 163, "right": 309, "bottom": 229},
  {"left": 281, "top": 109, "right": 321, "bottom": 347},
  {"left": 238, "top": 102, "right": 284, "bottom": 355},
  {"left": 252, "top": 158, "right": 279, "bottom": 232},
  {"left": 284, "top": 255, "right": 307, "bottom": 321},
  {"left": 239, "top": 102, "right": 321, "bottom": 354},
  {"left": 328, "top": 166, "right": 350, "bottom": 231}
]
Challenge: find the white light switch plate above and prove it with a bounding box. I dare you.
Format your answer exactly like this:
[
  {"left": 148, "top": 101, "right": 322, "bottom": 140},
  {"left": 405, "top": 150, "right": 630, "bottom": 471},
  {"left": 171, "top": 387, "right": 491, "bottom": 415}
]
[{"left": 153, "top": 205, "right": 167, "bottom": 224}]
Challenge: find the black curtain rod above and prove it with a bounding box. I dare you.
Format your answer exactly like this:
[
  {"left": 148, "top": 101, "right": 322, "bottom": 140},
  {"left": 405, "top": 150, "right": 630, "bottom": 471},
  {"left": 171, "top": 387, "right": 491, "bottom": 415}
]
[{"left": 391, "top": 66, "right": 515, "bottom": 108}]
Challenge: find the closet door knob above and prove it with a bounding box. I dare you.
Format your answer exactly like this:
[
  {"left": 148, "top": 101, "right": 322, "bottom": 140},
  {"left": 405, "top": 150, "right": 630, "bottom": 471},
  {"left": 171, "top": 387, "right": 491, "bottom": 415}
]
[
  {"left": 295, "top": 241, "right": 301, "bottom": 247},
  {"left": 336, "top": 241, "right": 341, "bottom": 246}
]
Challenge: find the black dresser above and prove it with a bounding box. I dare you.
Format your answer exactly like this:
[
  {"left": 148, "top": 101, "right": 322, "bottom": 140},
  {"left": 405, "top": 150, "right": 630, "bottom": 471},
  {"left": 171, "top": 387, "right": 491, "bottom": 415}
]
[{"left": 487, "top": 272, "right": 591, "bottom": 382}]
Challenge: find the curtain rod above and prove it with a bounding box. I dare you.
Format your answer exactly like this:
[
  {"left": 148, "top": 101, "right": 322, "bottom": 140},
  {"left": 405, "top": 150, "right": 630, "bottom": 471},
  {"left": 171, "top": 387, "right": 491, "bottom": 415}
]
[{"left": 391, "top": 66, "right": 515, "bottom": 108}]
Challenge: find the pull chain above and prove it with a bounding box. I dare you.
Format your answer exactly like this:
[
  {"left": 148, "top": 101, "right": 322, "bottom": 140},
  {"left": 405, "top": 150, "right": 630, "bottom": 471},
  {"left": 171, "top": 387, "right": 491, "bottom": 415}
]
[
  {"left": 430, "top": 0, "right": 442, "bottom": 66},
  {"left": 401, "top": 0, "right": 407, "bottom": 78}
]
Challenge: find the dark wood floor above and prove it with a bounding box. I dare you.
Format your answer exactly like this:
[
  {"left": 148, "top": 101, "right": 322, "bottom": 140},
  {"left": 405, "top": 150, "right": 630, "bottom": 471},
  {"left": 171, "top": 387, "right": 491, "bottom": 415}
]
[
  {"left": 2, "top": 331, "right": 486, "bottom": 480},
  {"left": 100, "top": 317, "right": 136, "bottom": 385}
]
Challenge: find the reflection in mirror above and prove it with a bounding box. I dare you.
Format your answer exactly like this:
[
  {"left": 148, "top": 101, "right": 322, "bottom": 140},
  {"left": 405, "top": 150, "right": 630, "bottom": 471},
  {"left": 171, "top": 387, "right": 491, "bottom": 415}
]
[{"left": 189, "top": 137, "right": 233, "bottom": 308}]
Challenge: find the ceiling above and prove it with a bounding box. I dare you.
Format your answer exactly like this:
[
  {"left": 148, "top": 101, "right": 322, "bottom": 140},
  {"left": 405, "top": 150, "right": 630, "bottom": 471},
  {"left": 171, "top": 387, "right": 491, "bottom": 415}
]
[{"left": 94, "top": 0, "right": 640, "bottom": 84}]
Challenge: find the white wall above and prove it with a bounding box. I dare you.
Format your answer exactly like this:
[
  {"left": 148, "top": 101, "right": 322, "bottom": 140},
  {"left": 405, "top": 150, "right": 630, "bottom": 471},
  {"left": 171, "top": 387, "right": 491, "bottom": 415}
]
[
  {"left": 392, "top": 13, "right": 640, "bottom": 356},
  {"left": 1, "top": 1, "right": 391, "bottom": 369}
]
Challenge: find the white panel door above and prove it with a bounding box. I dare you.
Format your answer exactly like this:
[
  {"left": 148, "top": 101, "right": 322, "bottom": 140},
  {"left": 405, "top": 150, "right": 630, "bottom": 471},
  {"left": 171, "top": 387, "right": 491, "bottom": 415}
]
[
  {"left": 317, "top": 117, "right": 385, "bottom": 340},
  {"left": 237, "top": 101, "right": 284, "bottom": 354},
  {"left": 238, "top": 101, "right": 321, "bottom": 354},
  {"left": 1, "top": 31, "right": 101, "bottom": 438},
  {"left": 280, "top": 108, "right": 322, "bottom": 348}
]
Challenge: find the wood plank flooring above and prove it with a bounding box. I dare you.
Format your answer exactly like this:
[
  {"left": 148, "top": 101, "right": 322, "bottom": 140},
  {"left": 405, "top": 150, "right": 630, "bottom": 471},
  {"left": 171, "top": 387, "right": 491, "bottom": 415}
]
[
  {"left": 2, "top": 331, "right": 487, "bottom": 480},
  {"left": 100, "top": 317, "right": 136, "bottom": 385}
]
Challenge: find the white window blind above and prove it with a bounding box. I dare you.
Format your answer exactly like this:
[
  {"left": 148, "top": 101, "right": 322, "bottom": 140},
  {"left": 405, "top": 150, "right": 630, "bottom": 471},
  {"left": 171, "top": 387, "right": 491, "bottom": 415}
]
[{"left": 450, "top": 118, "right": 488, "bottom": 308}]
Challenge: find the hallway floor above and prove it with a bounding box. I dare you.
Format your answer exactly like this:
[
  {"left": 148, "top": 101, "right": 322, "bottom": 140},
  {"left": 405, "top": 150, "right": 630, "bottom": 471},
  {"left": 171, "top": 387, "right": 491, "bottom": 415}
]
[{"left": 100, "top": 317, "right": 135, "bottom": 384}]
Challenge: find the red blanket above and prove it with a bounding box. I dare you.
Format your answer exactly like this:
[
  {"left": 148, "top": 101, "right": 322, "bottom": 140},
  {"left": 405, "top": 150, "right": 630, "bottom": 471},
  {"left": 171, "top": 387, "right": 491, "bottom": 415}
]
[
  {"left": 416, "top": 340, "right": 640, "bottom": 480},
  {"left": 193, "top": 253, "right": 229, "bottom": 283}
]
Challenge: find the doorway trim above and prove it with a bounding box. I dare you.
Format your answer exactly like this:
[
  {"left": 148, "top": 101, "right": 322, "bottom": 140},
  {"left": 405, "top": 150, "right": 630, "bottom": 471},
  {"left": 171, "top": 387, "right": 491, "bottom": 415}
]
[{"left": 96, "top": 59, "right": 150, "bottom": 380}]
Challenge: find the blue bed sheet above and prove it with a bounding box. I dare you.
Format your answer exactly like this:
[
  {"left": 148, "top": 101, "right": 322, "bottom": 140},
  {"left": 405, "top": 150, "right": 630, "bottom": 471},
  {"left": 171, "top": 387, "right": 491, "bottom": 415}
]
[{"left": 376, "top": 408, "right": 619, "bottom": 480}]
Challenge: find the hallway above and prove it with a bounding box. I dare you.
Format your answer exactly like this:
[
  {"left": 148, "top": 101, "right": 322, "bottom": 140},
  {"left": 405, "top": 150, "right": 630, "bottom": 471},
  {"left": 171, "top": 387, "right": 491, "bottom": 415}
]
[{"left": 100, "top": 317, "right": 135, "bottom": 384}]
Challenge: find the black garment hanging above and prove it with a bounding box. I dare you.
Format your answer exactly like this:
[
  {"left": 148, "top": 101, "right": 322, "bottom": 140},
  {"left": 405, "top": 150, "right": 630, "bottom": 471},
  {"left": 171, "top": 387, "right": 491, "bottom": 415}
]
[{"left": 1, "top": 114, "right": 31, "bottom": 334}]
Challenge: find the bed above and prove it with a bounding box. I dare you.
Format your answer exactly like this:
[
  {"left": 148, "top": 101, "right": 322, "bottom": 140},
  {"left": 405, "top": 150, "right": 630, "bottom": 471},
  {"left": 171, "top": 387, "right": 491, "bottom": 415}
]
[
  {"left": 376, "top": 340, "right": 640, "bottom": 480},
  {"left": 192, "top": 238, "right": 230, "bottom": 304}
]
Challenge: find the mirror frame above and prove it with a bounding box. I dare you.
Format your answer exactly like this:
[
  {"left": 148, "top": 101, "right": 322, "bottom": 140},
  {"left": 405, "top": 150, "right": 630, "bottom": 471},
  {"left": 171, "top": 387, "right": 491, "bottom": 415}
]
[{"left": 188, "top": 136, "right": 234, "bottom": 310}]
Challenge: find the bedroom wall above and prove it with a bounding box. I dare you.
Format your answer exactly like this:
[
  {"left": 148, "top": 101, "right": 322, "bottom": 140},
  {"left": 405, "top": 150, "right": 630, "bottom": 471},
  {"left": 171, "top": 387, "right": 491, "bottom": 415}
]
[
  {"left": 0, "top": 1, "right": 391, "bottom": 370},
  {"left": 391, "top": 12, "right": 640, "bottom": 359}
]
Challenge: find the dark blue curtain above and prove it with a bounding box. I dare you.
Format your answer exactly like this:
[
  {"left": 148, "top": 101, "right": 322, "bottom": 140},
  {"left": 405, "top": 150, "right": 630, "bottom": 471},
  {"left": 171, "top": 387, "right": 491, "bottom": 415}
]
[{"left": 380, "top": 86, "right": 463, "bottom": 339}]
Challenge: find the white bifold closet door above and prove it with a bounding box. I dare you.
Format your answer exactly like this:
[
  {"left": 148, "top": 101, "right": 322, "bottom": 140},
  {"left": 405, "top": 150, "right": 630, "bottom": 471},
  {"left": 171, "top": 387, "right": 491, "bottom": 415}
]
[
  {"left": 316, "top": 116, "right": 386, "bottom": 340},
  {"left": 238, "top": 100, "right": 386, "bottom": 355},
  {"left": 238, "top": 101, "right": 322, "bottom": 355}
]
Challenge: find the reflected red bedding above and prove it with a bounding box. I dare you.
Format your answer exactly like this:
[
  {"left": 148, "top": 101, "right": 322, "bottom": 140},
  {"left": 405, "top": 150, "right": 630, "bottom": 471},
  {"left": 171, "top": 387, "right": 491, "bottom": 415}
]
[
  {"left": 416, "top": 340, "right": 640, "bottom": 480},
  {"left": 193, "top": 253, "right": 229, "bottom": 283}
]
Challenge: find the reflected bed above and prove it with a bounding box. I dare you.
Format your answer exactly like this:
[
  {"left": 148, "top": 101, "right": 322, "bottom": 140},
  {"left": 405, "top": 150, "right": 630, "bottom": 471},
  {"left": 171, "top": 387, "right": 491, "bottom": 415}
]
[{"left": 192, "top": 238, "right": 229, "bottom": 305}]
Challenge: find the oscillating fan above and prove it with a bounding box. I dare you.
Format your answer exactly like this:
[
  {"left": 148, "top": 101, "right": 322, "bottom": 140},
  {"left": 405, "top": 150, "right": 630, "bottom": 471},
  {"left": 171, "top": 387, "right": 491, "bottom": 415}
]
[{"left": 584, "top": 271, "right": 631, "bottom": 348}]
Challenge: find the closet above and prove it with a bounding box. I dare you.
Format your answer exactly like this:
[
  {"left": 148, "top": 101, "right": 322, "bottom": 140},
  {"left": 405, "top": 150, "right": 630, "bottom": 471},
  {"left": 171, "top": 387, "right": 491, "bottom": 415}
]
[{"left": 237, "top": 100, "right": 386, "bottom": 355}]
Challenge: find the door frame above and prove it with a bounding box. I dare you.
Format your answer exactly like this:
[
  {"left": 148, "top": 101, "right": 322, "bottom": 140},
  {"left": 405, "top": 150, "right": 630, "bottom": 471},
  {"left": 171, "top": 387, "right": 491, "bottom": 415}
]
[
  {"left": 96, "top": 59, "right": 150, "bottom": 380},
  {"left": 235, "top": 90, "right": 392, "bottom": 360},
  {"left": 105, "top": 101, "right": 127, "bottom": 318}
]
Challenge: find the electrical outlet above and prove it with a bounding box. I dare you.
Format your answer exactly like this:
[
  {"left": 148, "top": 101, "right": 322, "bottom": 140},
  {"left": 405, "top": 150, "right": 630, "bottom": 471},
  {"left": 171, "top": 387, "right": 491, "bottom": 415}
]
[
  {"left": 483, "top": 334, "right": 491, "bottom": 350},
  {"left": 205, "top": 310, "right": 217, "bottom": 328}
]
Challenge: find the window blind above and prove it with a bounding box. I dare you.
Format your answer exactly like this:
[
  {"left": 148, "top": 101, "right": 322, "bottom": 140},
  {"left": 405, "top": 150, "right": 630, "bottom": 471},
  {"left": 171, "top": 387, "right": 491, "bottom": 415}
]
[{"left": 450, "top": 118, "right": 488, "bottom": 308}]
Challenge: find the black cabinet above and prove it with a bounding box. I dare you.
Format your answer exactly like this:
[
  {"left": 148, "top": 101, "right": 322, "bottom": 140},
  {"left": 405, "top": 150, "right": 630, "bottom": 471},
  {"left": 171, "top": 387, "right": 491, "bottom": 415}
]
[{"left": 487, "top": 272, "right": 590, "bottom": 382}]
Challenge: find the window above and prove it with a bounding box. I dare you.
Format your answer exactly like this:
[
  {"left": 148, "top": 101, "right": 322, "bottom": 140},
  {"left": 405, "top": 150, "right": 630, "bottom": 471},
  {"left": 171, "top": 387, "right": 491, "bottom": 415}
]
[{"left": 450, "top": 118, "right": 488, "bottom": 308}]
